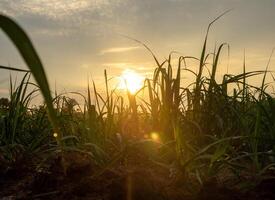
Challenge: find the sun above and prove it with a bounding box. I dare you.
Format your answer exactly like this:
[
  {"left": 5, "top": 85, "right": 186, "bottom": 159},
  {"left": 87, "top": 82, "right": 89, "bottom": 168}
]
[{"left": 118, "top": 69, "right": 144, "bottom": 94}]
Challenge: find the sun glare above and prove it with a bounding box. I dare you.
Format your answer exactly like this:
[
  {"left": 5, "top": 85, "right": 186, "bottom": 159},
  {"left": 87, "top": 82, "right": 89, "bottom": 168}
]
[
  {"left": 150, "top": 132, "right": 160, "bottom": 142},
  {"left": 118, "top": 69, "right": 144, "bottom": 94}
]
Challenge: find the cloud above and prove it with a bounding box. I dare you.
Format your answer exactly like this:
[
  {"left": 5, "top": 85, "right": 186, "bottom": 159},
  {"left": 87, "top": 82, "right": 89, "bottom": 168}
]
[
  {"left": 100, "top": 46, "right": 141, "bottom": 55},
  {"left": 0, "top": 0, "right": 126, "bottom": 37},
  {"left": 102, "top": 62, "right": 155, "bottom": 77},
  {"left": 0, "top": 0, "right": 107, "bottom": 19},
  {"left": 102, "top": 62, "right": 135, "bottom": 69}
]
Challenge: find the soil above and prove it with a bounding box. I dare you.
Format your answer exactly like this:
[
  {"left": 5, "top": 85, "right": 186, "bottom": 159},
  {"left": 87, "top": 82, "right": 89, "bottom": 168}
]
[{"left": 0, "top": 149, "right": 275, "bottom": 200}]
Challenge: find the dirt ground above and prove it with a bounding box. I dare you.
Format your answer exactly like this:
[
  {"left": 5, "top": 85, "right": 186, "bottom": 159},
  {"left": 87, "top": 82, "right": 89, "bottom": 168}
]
[{"left": 0, "top": 149, "right": 275, "bottom": 200}]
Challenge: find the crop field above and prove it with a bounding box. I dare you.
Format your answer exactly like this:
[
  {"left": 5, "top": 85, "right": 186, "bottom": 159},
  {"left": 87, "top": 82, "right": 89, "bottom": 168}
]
[{"left": 0, "top": 12, "right": 275, "bottom": 200}]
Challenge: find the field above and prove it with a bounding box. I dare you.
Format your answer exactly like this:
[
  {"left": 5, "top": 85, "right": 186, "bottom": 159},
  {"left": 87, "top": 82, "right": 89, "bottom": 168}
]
[{"left": 0, "top": 14, "right": 275, "bottom": 200}]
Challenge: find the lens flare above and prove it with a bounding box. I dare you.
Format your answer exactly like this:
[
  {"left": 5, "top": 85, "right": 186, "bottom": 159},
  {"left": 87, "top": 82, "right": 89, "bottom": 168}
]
[{"left": 150, "top": 132, "right": 160, "bottom": 142}]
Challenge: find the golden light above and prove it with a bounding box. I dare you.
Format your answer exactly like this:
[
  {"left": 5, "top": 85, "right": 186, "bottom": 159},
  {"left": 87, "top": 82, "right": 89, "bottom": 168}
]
[
  {"left": 118, "top": 69, "right": 144, "bottom": 94},
  {"left": 150, "top": 132, "right": 160, "bottom": 142},
  {"left": 53, "top": 133, "right": 58, "bottom": 138}
]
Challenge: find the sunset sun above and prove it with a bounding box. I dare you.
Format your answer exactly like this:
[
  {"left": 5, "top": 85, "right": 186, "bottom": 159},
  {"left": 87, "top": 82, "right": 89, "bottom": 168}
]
[{"left": 118, "top": 69, "right": 144, "bottom": 94}]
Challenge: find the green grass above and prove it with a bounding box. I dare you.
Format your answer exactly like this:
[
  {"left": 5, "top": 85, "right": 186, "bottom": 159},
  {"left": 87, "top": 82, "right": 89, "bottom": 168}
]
[{"left": 0, "top": 13, "right": 275, "bottom": 190}]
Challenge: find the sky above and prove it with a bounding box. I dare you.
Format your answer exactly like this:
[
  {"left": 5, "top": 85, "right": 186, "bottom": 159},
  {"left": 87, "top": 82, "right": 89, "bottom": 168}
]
[{"left": 0, "top": 0, "right": 275, "bottom": 99}]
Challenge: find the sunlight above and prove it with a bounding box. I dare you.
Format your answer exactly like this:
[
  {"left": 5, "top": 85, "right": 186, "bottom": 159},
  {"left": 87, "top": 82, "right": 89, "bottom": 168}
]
[
  {"left": 150, "top": 132, "right": 160, "bottom": 142},
  {"left": 118, "top": 69, "right": 144, "bottom": 94}
]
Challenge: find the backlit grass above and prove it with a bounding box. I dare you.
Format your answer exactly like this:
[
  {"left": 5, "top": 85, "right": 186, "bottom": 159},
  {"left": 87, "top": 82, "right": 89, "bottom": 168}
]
[{"left": 0, "top": 13, "right": 275, "bottom": 197}]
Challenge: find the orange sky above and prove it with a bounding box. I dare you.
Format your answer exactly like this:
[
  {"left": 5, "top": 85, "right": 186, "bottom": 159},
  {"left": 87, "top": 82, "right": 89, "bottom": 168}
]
[{"left": 0, "top": 0, "right": 275, "bottom": 99}]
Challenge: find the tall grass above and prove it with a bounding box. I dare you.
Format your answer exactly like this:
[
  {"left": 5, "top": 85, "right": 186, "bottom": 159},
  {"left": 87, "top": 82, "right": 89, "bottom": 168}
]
[
  {"left": 0, "top": 13, "right": 274, "bottom": 188},
  {"left": 0, "top": 14, "right": 59, "bottom": 139}
]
